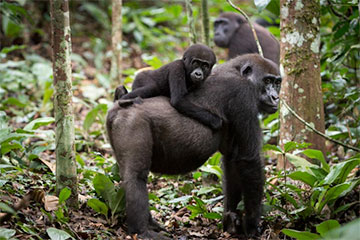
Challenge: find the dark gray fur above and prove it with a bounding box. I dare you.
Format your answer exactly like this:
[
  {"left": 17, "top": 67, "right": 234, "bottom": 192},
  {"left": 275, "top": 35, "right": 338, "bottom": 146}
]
[
  {"left": 115, "top": 43, "right": 221, "bottom": 130},
  {"left": 107, "top": 54, "right": 281, "bottom": 239},
  {"left": 214, "top": 12, "right": 280, "bottom": 65}
]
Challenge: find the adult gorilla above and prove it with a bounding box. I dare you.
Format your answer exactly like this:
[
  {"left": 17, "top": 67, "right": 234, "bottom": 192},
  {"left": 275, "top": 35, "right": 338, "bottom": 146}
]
[
  {"left": 214, "top": 12, "right": 280, "bottom": 65},
  {"left": 106, "top": 54, "right": 281, "bottom": 239}
]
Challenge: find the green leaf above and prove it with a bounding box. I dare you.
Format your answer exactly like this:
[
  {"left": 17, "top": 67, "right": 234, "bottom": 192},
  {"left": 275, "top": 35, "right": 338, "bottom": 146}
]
[
  {"left": 323, "top": 183, "right": 351, "bottom": 203},
  {"left": 58, "top": 187, "right": 71, "bottom": 204},
  {"left": 0, "top": 45, "right": 25, "bottom": 54},
  {"left": 323, "top": 218, "right": 360, "bottom": 240},
  {"left": 288, "top": 171, "right": 318, "bottom": 187},
  {"left": 0, "top": 228, "right": 16, "bottom": 239},
  {"left": 46, "top": 227, "right": 73, "bottom": 240},
  {"left": 323, "top": 158, "right": 360, "bottom": 185},
  {"left": 87, "top": 198, "right": 108, "bottom": 216},
  {"left": 199, "top": 165, "right": 222, "bottom": 179},
  {"left": 168, "top": 195, "right": 192, "bottom": 204},
  {"left": 192, "top": 172, "right": 201, "bottom": 180},
  {"left": 0, "top": 202, "right": 16, "bottom": 215},
  {"left": 1, "top": 141, "right": 23, "bottom": 155},
  {"left": 284, "top": 141, "right": 309, "bottom": 152},
  {"left": 208, "top": 152, "right": 222, "bottom": 166},
  {"left": 282, "top": 229, "right": 320, "bottom": 239},
  {"left": 263, "top": 144, "right": 283, "bottom": 153},
  {"left": 254, "top": 0, "right": 272, "bottom": 12},
  {"left": 111, "top": 187, "right": 126, "bottom": 214},
  {"left": 93, "top": 173, "right": 117, "bottom": 211},
  {"left": 303, "top": 149, "right": 329, "bottom": 172},
  {"left": 203, "top": 212, "right": 222, "bottom": 219},
  {"left": 83, "top": 104, "right": 107, "bottom": 131},
  {"left": 2, "top": 97, "right": 26, "bottom": 107},
  {"left": 24, "top": 117, "right": 55, "bottom": 131},
  {"left": 286, "top": 153, "right": 319, "bottom": 171},
  {"left": 316, "top": 220, "right": 340, "bottom": 237},
  {"left": 197, "top": 186, "right": 220, "bottom": 196}
]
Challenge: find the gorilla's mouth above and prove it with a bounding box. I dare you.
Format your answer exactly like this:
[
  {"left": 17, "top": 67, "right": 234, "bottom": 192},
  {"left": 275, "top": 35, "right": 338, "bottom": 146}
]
[{"left": 261, "top": 102, "right": 278, "bottom": 113}]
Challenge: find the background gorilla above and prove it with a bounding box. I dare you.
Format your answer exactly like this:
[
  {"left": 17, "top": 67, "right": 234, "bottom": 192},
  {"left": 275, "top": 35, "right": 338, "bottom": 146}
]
[
  {"left": 214, "top": 12, "right": 280, "bottom": 65},
  {"left": 107, "top": 54, "right": 281, "bottom": 239},
  {"left": 115, "top": 43, "right": 221, "bottom": 130}
]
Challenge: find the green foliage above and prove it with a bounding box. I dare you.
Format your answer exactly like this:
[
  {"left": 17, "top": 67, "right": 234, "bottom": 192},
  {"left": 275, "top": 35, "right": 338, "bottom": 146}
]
[
  {"left": 55, "top": 187, "right": 72, "bottom": 224},
  {"left": 91, "top": 173, "right": 125, "bottom": 222},
  {"left": 0, "top": 228, "right": 16, "bottom": 240},
  {"left": 282, "top": 218, "right": 359, "bottom": 240},
  {"left": 46, "top": 227, "right": 74, "bottom": 240}
]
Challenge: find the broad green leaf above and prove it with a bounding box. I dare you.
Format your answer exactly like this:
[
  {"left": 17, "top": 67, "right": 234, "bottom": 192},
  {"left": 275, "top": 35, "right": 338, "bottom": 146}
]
[
  {"left": 93, "top": 173, "right": 118, "bottom": 211},
  {"left": 46, "top": 227, "right": 73, "bottom": 240},
  {"left": 282, "top": 229, "right": 320, "bottom": 239},
  {"left": 24, "top": 117, "right": 55, "bottom": 131},
  {"left": 0, "top": 203, "right": 16, "bottom": 215},
  {"left": 323, "top": 218, "right": 360, "bottom": 240},
  {"left": 286, "top": 153, "right": 318, "bottom": 171},
  {"left": 168, "top": 195, "right": 192, "bottom": 204},
  {"left": 2, "top": 97, "right": 26, "bottom": 107},
  {"left": 111, "top": 187, "right": 126, "bottom": 214},
  {"left": 288, "top": 171, "right": 318, "bottom": 187},
  {"left": 58, "top": 187, "right": 71, "bottom": 204},
  {"left": 199, "top": 165, "right": 222, "bottom": 179},
  {"left": 1, "top": 141, "right": 23, "bottom": 155},
  {"left": 208, "top": 152, "right": 222, "bottom": 166},
  {"left": 87, "top": 198, "right": 108, "bottom": 216},
  {"left": 323, "top": 158, "right": 360, "bottom": 185},
  {"left": 303, "top": 149, "right": 329, "bottom": 172},
  {"left": 284, "top": 141, "right": 298, "bottom": 153},
  {"left": 254, "top": 0, "right": 272, "bottom": 12},
  {"left": 83, "top": 104, "right": 107, "bottom": 131},
  {"left": 316, "top": 220, "right": 340, "bottom": 237},
  {"left": 0, "top": 228, "right": 16, "bottom": 239},
  {"left": 263, "top": 144, "right": 283, "bottom": 153},
  {"left": 197, "top": 186, "right": 220, "bottom": 196},
  {"left": 203, "top": 212, "right": 222, "bottom": 219},
  {"left": 317, "top": 183, "right": 351, "bottom": 212}
]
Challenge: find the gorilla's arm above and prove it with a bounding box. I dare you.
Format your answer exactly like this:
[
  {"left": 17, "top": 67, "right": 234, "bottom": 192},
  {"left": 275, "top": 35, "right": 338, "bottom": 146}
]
[{"left": 172, "top": 97, "right": 223, "bottom": 130}]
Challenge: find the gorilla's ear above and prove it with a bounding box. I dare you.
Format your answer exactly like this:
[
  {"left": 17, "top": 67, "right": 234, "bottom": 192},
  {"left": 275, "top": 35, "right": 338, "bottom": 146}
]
[{"left": 240, "top": 64, "right": 252, "bottom": 77}]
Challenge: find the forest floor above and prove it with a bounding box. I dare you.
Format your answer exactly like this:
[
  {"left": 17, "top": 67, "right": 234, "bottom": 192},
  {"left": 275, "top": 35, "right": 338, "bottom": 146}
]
[{"left": 1, "top": 36, "right": 359, "bottom": 240}]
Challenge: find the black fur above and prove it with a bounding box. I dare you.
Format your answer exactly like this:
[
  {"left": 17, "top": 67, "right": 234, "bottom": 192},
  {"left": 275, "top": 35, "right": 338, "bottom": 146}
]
[
  {"left": 214, "top": 12, "right": 280, "bottom": 65},
  {"left": 106, "top": 54, "right": 281, "bottom": 239},
  {"left": 115, "top": 43, "right": 221, "bottom": 130}
]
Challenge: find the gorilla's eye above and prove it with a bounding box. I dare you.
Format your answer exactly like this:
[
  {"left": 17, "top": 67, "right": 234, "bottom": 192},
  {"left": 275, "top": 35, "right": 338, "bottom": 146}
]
[
  {"left": 192, "top": 61, "right": 199, "bottom": 68},
  {"left": 275, "top": 79, "right": 281, "bottom": 85},
  {"left": 264, "top": 78, "right": 271, "bottom": 84},
  {"left": 202, "top": 63, "right": 210, "bottom": 70}
]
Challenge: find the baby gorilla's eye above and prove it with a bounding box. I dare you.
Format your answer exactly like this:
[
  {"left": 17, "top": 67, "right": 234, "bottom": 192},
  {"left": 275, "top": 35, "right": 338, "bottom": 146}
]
[
  {"left": 192, "top": 61, "right": 199, "bottom": 68},
  {"left": 202, "top": 64, "right": 209, "bottom": 71}
]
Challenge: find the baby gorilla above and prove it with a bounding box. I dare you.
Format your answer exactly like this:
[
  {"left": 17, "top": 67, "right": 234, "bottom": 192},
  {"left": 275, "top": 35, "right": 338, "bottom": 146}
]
[{"left": 114, "top": 43, "right": 222, "bottom": 130}]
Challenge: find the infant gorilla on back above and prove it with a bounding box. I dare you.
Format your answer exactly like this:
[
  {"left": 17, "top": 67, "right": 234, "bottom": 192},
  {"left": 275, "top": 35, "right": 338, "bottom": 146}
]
[{"left": 114, "top": 43, "right": 222, "bottom": 130}]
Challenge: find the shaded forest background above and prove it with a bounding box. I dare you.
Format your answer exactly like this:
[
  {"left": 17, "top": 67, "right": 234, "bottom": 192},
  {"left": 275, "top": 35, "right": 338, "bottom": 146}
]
[{"left": 0, "top": 0, "right": 359, "bottom": 239}]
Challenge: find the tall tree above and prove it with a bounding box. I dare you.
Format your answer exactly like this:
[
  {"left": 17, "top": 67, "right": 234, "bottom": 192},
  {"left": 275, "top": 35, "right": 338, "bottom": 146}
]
[
  {"left": 278, "top": 0, "right": 326, "bottom": 168},
  {"left": 185, "top": 0, "right": 197, "bottom": 44},
  {"left": 50, "top": 0, "right": 78, "bottom": 206},
  {"left": 110, "top": 0, "right": 122, "bottom": 86},
  {"left": 201, "top": 0, "right": 210, "bottom": 46}
]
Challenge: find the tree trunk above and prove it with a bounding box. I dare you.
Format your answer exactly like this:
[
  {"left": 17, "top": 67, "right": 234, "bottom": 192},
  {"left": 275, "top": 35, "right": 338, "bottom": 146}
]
[
  {"left": 110, "top": 0, "right": 122, "bottom": 86},
  {"left": 278, "top": 0, "right": 326, "bottom": 169},
  {"left": 201, "top": 0, "right": 210, "bottom": 46},
  {"left": 50, "top": 0, "right": 78, "bottom": 206},
  {"left": 185, "top": 0, "right": 197, "bottom": 44}
]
